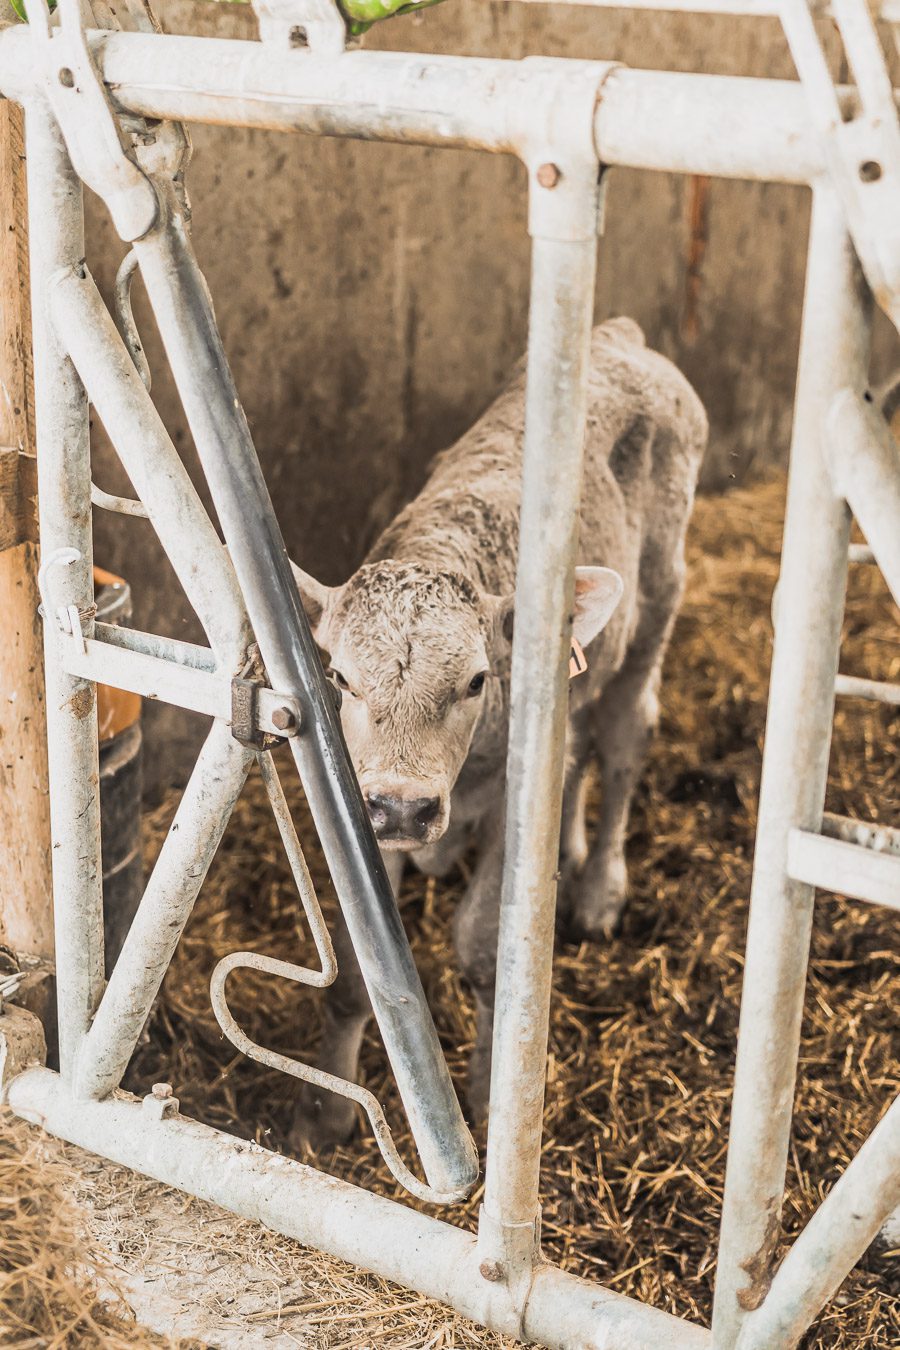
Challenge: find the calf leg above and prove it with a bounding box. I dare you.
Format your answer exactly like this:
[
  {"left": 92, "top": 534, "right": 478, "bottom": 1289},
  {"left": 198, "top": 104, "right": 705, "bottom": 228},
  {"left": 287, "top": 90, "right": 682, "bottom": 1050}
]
[
  {"left": 453, "top": 813, "right": 505, "bottom": 1121},
  {"left": 556, "top": 709, "right": 595, "bottom": 931},
  {"left": 574, "top": 664, "right": 658, "bottom": 939},
  {"left": 294, "top": 849, "right": 405, "bottom": 1151},
  {"left": 564, "top": 658, "right": 661, "bottom": 941}
]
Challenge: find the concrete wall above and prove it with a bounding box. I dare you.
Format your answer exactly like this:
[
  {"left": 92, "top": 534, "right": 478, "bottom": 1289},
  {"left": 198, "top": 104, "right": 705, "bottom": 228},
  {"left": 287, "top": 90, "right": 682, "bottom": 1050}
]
[{"left": 84, "top": 0, "right": 898, "bottom": 791}]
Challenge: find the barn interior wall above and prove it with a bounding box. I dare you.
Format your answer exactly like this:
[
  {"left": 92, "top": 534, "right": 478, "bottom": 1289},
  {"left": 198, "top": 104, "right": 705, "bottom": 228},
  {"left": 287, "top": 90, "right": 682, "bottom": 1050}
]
[{"left": 84, "top": 0, "right": 898, "bottom": 793}]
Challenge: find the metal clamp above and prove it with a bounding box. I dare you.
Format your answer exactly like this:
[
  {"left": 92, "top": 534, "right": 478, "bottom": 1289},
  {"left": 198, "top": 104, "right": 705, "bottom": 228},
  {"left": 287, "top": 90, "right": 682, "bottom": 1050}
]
[
  {"left": 24, "top": 0, "right": 192, "bottom": 241},
  {"left": 37, "top": 546, "right": 92, "bottom": 654},
  {"left": 231, "top": 675, "right": 299, "bottom": 749},
  {"left": 251, "top": 0, "right": 346, "bottom": 54},
  {"left": 209, "top": 755, "right": 473, "bottom": 1207},
  {"left": 24, "top": 0, "right": 159, "bottom": 242}
]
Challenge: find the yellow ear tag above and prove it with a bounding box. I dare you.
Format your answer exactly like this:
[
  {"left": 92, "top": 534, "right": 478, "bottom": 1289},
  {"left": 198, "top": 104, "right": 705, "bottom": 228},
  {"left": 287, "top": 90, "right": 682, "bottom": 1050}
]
[{"left": 569, "top": 637, "right": 588, "bottom": 680}]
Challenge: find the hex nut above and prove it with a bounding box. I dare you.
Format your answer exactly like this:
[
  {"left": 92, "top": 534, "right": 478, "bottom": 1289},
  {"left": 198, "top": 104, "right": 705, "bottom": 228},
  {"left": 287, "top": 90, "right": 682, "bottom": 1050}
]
[{"left": 271, "top": 705, "right": 297, "bottom": 732}]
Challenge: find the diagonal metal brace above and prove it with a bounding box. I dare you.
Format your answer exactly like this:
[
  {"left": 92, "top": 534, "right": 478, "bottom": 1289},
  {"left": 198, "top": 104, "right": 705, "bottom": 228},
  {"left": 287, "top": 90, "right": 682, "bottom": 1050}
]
[{"left": 780, "top": 0, "right": 900, "bottom": 330}]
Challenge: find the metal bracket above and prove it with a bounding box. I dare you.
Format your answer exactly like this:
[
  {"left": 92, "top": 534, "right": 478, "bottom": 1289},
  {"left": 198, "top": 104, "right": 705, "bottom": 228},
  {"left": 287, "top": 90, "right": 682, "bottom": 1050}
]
[
  {"left": 37, "top": 546, "right": 92, "bottom": 655},
  {"left": 780, "top": 0, "right": 900, "bottom": 331},
  {"left": 251, "top": 0, "right": 346, "bottom": 54},
  {"left": 231, "top": 675, "right": 291, "bottom": 749},
  {"left": 23, "top": 0, "right": 191, "bottom": 241},
  {"left": 24, "top": 0, "right": 159, "bottom": 242}
]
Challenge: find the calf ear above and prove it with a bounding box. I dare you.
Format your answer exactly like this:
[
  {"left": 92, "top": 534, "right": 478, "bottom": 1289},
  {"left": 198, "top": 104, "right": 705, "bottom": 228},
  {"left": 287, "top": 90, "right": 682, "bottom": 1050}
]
[
  {"left": 573, "top": 566, "right": 623, "bottom": 648},
  {"left": 290, "top": 561, "right": 334, "bottom": 634},
  {"left": 485, "top": 592, "right": 516, "bottom": 649}
]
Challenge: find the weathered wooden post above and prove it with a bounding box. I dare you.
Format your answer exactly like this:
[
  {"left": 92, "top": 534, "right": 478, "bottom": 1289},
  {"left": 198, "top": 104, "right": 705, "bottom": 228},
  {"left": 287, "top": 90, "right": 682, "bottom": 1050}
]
[{"left": 0, "top": 96, "right": 53, "bottom": 963}]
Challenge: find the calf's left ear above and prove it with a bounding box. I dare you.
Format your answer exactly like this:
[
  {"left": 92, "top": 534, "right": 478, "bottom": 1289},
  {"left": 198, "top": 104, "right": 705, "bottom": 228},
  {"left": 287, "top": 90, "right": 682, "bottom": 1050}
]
[{"left": 573, "top": 566, "right": 624, "bottom": 648}]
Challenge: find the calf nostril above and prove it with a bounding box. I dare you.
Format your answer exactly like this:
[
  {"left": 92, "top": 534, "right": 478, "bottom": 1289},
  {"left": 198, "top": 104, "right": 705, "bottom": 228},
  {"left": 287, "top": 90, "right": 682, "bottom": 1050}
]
[
  {"left": 413, "top": 797, "right": 441, "bottom": 829},
  {"left": 365, "top": 793, "right": 391, "bottom": 831}
]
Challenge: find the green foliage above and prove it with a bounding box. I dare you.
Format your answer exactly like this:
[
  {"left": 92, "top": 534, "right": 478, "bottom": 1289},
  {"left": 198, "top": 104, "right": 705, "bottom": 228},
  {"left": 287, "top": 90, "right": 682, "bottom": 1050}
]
[
  {"left": 7, "top": 0, "right": 444, "bottom": 33},
  {"left": 8, "top": 0, "right": 57, "bottom": 21}
]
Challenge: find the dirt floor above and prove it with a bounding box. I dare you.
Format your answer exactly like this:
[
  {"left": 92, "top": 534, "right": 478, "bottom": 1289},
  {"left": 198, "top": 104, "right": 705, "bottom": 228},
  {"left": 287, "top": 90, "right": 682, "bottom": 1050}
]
[{"left": 19, "top": 474, "right": 897, "bottom": 1348}]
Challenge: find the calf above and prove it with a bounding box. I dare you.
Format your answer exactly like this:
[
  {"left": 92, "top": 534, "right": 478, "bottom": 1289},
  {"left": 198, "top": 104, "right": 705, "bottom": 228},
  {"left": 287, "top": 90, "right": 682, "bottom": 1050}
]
[{"left": 291, "top": 318, "right": 707, "bottom": 1147}]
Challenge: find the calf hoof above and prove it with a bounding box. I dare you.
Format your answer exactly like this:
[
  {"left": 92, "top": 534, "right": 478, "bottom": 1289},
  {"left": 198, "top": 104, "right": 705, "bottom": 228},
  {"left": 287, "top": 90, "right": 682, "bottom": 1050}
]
[
  {"left": 293, "top": 1082, "right": 359, "bottom": 1155},
  {"left": 558, "top": 858, "right": 628, "bottom": 944}
]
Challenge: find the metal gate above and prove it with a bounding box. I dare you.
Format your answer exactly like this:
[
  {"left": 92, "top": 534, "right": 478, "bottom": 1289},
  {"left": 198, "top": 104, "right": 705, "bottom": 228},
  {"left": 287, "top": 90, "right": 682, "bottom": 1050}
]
[{"left": 0, "top": 0, "right": 898, "bottom": 1346}]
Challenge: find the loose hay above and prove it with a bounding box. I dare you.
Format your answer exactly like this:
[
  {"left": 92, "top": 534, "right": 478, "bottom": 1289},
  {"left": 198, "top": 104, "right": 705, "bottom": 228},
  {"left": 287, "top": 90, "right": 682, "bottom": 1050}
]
[
  {"left": 128, "top": 475, "right": 899, "bottom": 1347},
  {"left": 0, "top": 1109, "right": 179, "bottom": 1349}
]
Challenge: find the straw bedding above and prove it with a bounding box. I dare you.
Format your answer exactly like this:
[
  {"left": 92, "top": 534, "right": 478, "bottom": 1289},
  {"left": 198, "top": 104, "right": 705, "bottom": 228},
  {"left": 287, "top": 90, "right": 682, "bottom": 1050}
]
[
  {"left": 0, "top": 1109, "right": 183, "bottom": 1349},
  {"left": 116, "top": 474, "right": 897, "bottom": 1344}
]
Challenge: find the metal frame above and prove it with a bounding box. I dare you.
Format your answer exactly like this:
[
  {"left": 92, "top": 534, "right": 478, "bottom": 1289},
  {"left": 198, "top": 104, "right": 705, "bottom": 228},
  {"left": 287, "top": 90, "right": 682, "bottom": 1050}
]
[{"left": 0, "top": 0, "right": 898, "bottom": 1346}]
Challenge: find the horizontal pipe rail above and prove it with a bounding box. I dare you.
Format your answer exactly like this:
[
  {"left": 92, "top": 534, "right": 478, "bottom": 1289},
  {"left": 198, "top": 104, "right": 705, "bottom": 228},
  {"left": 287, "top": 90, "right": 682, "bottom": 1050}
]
[
  {"left": 787, "top": 827, "right": 900, "bottom": 909},
  {"left": 0, "top": 28, "right": 892, "bottom": 184},
  {"left": 505, "top": 0, "right": 900, "bottom": 16},
  {"left": 94, "top": 622, "right": 218, "bottom": 673},
  {"left": 6, "top": 1068, "right": 709, "bottom": 1350},
  {"left": 834, "top": 672, "right": 900, "bottom": 705},
  {"left": 57, "top": 628, "right": 301, "bottom": 736}
]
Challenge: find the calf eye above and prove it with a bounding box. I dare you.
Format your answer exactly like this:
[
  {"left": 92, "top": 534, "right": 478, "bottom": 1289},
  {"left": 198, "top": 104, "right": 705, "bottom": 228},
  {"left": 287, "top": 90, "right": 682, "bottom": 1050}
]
[
  {"left": 331, "top": 669, "right": 350, "bottom": 692},
  {"left": 466, "top": 671, "right": 487, "bottom": 697}
]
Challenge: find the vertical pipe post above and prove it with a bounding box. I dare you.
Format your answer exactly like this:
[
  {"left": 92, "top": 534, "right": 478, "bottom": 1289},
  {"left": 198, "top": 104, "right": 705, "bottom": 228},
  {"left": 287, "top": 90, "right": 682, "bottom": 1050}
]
[
  {"left": 479, "top": 174, "right": 600, "bottom": 1309},
  {"left": 24, "top": 109, "right": 104, "bottom": 1076},
  {"left": 712, "top": 187, "right": 871, "bottom": 1347}
]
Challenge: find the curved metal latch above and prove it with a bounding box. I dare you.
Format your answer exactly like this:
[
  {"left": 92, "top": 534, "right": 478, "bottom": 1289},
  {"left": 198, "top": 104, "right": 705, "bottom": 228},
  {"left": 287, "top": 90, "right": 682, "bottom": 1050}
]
[{"left": 209, "top": 754, "right": 475, "bottom": 1206}]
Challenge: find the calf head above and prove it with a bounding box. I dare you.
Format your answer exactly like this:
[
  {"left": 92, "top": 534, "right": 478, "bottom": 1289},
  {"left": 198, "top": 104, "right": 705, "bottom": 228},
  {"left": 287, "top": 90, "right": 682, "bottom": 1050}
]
[{"left": 292, "top": 558, "right": 622, "bottom": 851}]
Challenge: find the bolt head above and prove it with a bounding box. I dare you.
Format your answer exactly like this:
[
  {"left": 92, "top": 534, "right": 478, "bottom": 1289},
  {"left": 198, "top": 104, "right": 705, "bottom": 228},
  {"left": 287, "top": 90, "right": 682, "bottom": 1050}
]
[
  {"left": 271, "top": 705, "right": 296, "bottom": 732},
  {"left": 479, "top": 1258, "right": 505, "bottom": 1283},
  {"left": 151, "top": 1082, "right": 173, "bottom": 1099},
  {"left": 536, "top": 162, "right": 561, "bottom": 189}
]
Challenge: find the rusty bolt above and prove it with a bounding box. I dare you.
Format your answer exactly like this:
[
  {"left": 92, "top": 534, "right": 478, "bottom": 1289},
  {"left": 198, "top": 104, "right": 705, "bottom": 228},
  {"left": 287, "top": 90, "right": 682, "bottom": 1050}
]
[
  {"left": 479, "top": 1258, "right": 505, "bottom": 1283},
  {"left": 536, "top": 162, "right": 561, "bottom": 189},
  {"left": 271, "top": 705, "right": 297, "bottom": 732},
  {"left": 151, "top": 1082, "right": 173, "bottom": 1100}
]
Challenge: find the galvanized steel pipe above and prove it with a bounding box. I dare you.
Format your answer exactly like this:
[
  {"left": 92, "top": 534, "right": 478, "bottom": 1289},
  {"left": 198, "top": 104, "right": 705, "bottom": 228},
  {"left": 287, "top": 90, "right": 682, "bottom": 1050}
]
[
  {"left": 735, "top": 1096, "right": 900, "bottom": 1350},
  {"left": 25, "top": 108, "right": 105, "bottom": 1075},
  {"left": 712, "top": 188, "right": 871, "bottom": 1346},
  {"left": 482, "top": 226, "right": 599, "bottom": 1268},
  {"left": 0, "top": 26, "right": 882, "bottom": 184},
  {"left": 7, "top": 1067, "right": 710, "bottom": 1350}
]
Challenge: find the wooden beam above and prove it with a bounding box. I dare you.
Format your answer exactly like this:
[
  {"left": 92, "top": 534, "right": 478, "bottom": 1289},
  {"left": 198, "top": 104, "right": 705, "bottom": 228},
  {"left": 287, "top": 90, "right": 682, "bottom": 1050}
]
[{"left": 0, "top": 99, "right": 53, "bottom": 960}]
